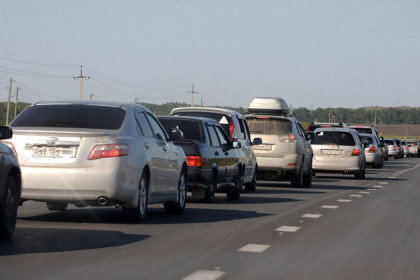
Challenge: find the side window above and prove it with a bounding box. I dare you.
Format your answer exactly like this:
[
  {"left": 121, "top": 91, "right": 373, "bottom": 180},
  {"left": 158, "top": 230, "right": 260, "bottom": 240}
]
[
  {"left": 135, "top": 111, "right": 153, "bottom": 137},
  {"left": 238, "top": 118, "right": 246, "bottom": 140},
  {"left": 296, "top": 123, "right": 305, "bottom": 138},
  {"left": 215, "top": 126, "right": 229, "bottom": 146},
  {"left": 207, "top": 125, "right": 221, "bottom": 147},
  {"left": 145, "top": 113, "right": 167, "bottom": 141}
]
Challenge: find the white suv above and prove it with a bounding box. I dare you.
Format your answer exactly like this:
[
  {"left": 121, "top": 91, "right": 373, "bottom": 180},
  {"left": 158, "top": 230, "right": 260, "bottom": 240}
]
[{"left": 244, "top": 98, "right": 313, "bottom": 187}]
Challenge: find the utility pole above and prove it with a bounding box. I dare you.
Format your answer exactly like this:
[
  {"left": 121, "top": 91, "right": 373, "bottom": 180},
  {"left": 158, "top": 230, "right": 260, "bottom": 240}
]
[
  {"left": 328, "top": 109, "right": 336, "bottom": 123},
  {"left": 6, "top": 78, "right": 12, "bottom": 125},
  {"left": 188, "top": 83, "right": 198, "bottom": 107},
  {"left": 14, "top": 87, "right": 19, "bottom": 119},
  {"left": 73, "top": 65, "right": 89, "bottom": 100}
]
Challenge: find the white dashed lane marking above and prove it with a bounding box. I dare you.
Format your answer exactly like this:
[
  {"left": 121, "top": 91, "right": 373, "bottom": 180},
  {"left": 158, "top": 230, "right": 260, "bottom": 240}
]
[
  {"left": 322, "top": 205, "right": 339, "bottom": 209},
  {"left": 276, "top": 226, "right": 301, "bottom": 232},
  {"left": 301, "top": 214, "right": 322, "bottom": 219},
  {"left": 337, "top": 199, "right": 352, "bottom": 202},
  {"left": 373, "top": 185, "right": 383, "bottom": 188},
  {"left": 238, "top": 244, "right": 270, "bottom": 253},
  {"left": 359, "top": 191, "right": 370, "bottom": 194},
  {"left": 183, "top": 269, "right": 225, "bottom": 280},
  {"left": 349, "top": 194, "right": 362, "bottom": 197},
  {"left": 367, "top": 188, "right": 378, "bottom": 191},
  {"left": 379, "top": 182, "right": 389, "bottom": 184}
]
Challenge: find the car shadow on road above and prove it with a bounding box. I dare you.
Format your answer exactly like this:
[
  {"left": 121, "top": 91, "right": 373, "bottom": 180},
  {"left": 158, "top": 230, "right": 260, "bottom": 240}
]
[{"left": 0, "top": 228, "right": 149, "bottom": 256}]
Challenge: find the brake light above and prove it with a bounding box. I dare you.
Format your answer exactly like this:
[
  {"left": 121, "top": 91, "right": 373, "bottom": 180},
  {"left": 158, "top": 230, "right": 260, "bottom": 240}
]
[
  {"left": 367, "top": 146, "right": 375, "bottom": 153},
  {"left": 229, "top": 120, "right": 234, "bottom": 142},
  {"left": 186, "top": 156, "right": 202, "bottom": 167},
  {"left": 351, "top": 149, "right": 360, "bottom": 156},
  {"left": 88, "top": 144, "right": 129, "bottom": 160}
]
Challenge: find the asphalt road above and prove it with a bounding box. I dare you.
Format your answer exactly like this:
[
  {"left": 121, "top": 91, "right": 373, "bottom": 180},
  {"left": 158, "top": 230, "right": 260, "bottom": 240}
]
[{"left": 1, "top": 157, "right": 420, "bottom": 280}]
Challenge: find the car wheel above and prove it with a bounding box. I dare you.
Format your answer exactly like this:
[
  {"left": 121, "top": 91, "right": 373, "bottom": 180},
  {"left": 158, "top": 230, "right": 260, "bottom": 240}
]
[
  {"left": 303, "top": 162, "right": 312, "bottom": 187},
  {"left": 227, "top": 168, "right": 242, "bottom": 200},
  {"left": 245, "top": 168, "right": 257, "bottom": 192},
  {"left": 203, "top": 171, "right": 217, "bottom": 203},
  {"left": 46, "top": 202, "right": 68, "bottom": 211},
  {"left": 0, "top": 176, "right": 19, "bottom": 239},
  {"left": 164, "top": 168, "right": 187, "bottom": 214},
  {"left": 291, "top": 164, "right": 304, "bottom": 188},
  {"left": 355, "top": 163, "right": 365, "bottom": 179},
  {"left": 122, "top": 171, "right": 148, "bottom": 222}
]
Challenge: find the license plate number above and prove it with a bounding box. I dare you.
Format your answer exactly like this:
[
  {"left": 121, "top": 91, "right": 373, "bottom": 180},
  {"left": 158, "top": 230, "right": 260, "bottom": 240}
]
[
  {"left": 253, "top": 144, "right": 272, "bottom": 151},
  {"left": 322, "top": 149, "right": 342, "bottom": 155},
  {"left": 33, "top": 147, "right": 62, "bottom": 158}
]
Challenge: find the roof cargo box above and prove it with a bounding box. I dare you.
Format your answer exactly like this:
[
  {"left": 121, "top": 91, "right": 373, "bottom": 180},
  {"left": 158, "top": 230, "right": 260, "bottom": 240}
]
[{"left": 247, "top": 97, "right": 289, "bottom": 115}]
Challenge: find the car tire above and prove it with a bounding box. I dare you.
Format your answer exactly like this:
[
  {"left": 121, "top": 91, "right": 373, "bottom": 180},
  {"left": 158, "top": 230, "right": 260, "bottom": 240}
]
[
  {"left": 227, "top": 168, "right": 242, "bottom": 200},
  {"left": 46, "top": 201, "right": 68, "bottom": 211},
  {"left": 122, "top": 171, "right": 148, "bottom": 222},
  {"left": 0, "top": 176, "right": 19, "bottom": 239},
  {"left": 203, "top": 171, "right": 217, "bottom": 203},
  {"left": 245, "top": 168, "right": 257, "bottom": 192},
  {"left": 303, "top": 162, "right": 312, "bottom": 187},
  {"left": 164, "top": 168, "right": 187, "bottom": 214},
  {"left": 355, "top": 164, "right": 365, "bottom": 179},
  {"left": 291, "top": 164, "right": 304, "bottom": 188}
]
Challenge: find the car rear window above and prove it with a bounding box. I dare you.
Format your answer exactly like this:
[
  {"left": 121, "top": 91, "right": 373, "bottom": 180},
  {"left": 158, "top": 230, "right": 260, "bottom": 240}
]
[
  {"left": 158, "top": 118, "right": 204, "bottom": 142},
  {"left": 350, "top": 127, "right": 373, "bottom": 134},
  {"left": 312, "top": 131, "right": 356, "bottom": 146},
  {"left": 11, "top": 104, "right": 126, "bottom": 129},
  {"left": 385, "top": 140, "right": 395, "bottom": 145},
  {"left": 360, "top": 135, "right": 374, "bottom": 145},
  {"left": 173, "top": 112, "right": 232, "bottom": 136},
  {"left": 246, "top": 117, "right": 292, "bottom": 135}
]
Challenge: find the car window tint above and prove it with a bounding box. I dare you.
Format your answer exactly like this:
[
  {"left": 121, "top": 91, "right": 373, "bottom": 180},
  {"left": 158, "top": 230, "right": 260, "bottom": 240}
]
[
  {"left": 214, "top": 126, "right": 229, "bottom": 145},
  {"left": 145, "top": 113, "right": 167, "bottom": 141},
  {"left": 351, "top": 128, "right": 373, "bottom": 134},
  {"left": 238, "top": 118, "right": 246, "bottom": 139},
  {"left": 313, "top": 131, "right": 356, "bottom": 146},
  {"left": 159, "top": 119, "right": 204, "bottom": 142},
  {"left": 11, "top": 104, "right": 126, "bottom": 129},
  {"left": 135, "top": 112, "right": 154, "bottom": 137},
  {"left": 174, "top": 111, "right": 232, "bottom": 137},
  {"left": 247, "top": 118, "right": 292, "bottom": 135},
  {"left": 360, "top": 136, "right": 374, "bottom": 145},
  {"left": 207, "top": 125, "right": 221, "bottom": 147}
]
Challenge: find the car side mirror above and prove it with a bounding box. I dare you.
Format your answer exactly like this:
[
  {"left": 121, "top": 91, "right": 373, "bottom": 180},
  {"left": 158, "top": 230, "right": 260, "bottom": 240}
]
[
  {"left": 252, "top": 137, "right": 262, "bottom": 145},
  {"left": 0, "top": 126, "right": 13, "bottom": 140},
  {"left": 168, "top": 128, "right": 183, "bottom": 141}
]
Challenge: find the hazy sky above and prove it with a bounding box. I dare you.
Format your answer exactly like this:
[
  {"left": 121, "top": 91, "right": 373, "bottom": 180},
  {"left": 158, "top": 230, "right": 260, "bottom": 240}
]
[{"left": 1, "top": 0, "right": 419, "bottom": 109}]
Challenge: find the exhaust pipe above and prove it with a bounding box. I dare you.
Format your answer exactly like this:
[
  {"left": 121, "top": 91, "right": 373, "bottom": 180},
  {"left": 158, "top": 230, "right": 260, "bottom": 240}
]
[{"left": 97, "top": 196, "right": 109, "bottom": 206}]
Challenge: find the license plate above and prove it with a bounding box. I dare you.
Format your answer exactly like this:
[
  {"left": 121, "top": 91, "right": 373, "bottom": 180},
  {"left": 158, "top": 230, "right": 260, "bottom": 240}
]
[
  {"left": 322, "top": 149, "right": 342, "bottom": 155},
  {"left": 253, "top": 144, "right": 272, "bottom": 151},
  {"left": 33, "top": 147, "right": 62, "bottom": 158}
]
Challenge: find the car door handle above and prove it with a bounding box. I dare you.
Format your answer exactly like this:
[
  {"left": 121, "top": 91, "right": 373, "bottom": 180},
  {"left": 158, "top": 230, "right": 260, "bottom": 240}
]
[
  {"left": 144, "top": 142, "right": 150, "bottom": 149},
  {"left": 215, "top": 151, "right": 219, "bottom": 156}
]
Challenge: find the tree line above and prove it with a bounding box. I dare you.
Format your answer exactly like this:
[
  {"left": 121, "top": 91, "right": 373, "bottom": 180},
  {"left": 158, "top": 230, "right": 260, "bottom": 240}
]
[{"left": 1, "top": 101, "right": 419, "bottom": 126}]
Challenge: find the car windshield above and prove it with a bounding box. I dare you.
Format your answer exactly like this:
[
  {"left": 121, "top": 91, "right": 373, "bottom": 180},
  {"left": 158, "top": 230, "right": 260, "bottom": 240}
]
[
  {"left": 246, "top": 118, "right": 292, "bottom": 135},
  {"left": 11, "top": 104, "right": 126, "bottom": 130},
  {"left": 312, "top": 131, "right": 356, "bottom": 146},
  {"left": 158, "top": 118, "right": 204, "bottom": 142}
]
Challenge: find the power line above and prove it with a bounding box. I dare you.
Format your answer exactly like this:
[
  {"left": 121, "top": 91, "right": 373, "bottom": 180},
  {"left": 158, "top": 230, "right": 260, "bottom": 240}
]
[
  {"left": 0, "top": 56, "right": 78, "bottom": 67},
  {"left": 0, "top": 66, "right": 73, "bottom": 78}
]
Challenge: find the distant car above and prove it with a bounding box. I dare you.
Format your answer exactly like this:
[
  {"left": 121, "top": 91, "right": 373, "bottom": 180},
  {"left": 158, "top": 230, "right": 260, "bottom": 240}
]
[
  {"left": 394, "top": 139, "right": 404, "bottom": 158},
  {"left": 0, "top": 126, "right": 22, "bottom": 239},
  {"left": 158, "top": 116, "right": 243, "bottom": 202},
  {"left": 9, "top": 101, "right": 188, "bottom": 222},
  {"left": 244, "top": 97, "right": 313, "bottom": 187},
  {"left": 307, "top": 122, "right": 348, "bottom": 132},
  {"left": 403, "top": 139, "right": 419, "bottom": 157},
  {"left": 359, "top": 133, "right": 384, "bottom": 168},
  {"left": 384, "top": 138, "right": 400, "bottom": 160},
  {"left": 171, "top": 106, "right": 258, "bottom": 191},
  {"left": 310, "top": 128, "right": 366, "bottom": 179},
  {"left": 348, "top": 125, "right": 379, "bottom": 138},
  {"left": 401, "top": 140, "right": 410, "bottom": 158}
]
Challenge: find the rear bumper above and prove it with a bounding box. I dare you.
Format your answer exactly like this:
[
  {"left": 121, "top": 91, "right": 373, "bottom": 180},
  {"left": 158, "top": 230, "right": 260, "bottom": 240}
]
[
  {"left": 256, "top": 154, "right": 299, "bottom": 174},
  {"left": 313, "top": 157, "right": 360, "bottom": 173}
]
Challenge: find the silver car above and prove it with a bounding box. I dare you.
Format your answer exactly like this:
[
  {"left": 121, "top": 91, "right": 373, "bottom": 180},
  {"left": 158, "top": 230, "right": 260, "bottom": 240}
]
[
  {"left": 359, "top": 133, "right": 384, "bottom": 168},
  {"left": 9, "top": 101, "right": 188, "bottom": 222},
  {"left": 311, "top": 128, "right": 366, "bottom": 179},
  {"left": 0, "top": 126, "right": 22, "bottom": 239},
  {"left": 244, "top": 97, "right": 313, "bottom": 187}
]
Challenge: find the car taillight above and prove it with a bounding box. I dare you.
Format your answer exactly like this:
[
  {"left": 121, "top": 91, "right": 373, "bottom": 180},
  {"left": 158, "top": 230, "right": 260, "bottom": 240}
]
[
  {"left": 88, "top": 144, "right": 129, "bottom": 160},
  {"left": 229, "top": 120, "right": 235, "bottom": 142},
  {"left": 367, "top": 146, "right": 375, "bottom": 153},
  {"left": 351, "top": 149, "right": 360, "bottom": 156},
  {"left": 392, "top": 146, "right": 396, "bottom": 151},
  {"left": 186, "top": 156, "right": 202, "bottom": 167},
  {"left": 404, "top": 146, "right": 408, "bottom": 151}
]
